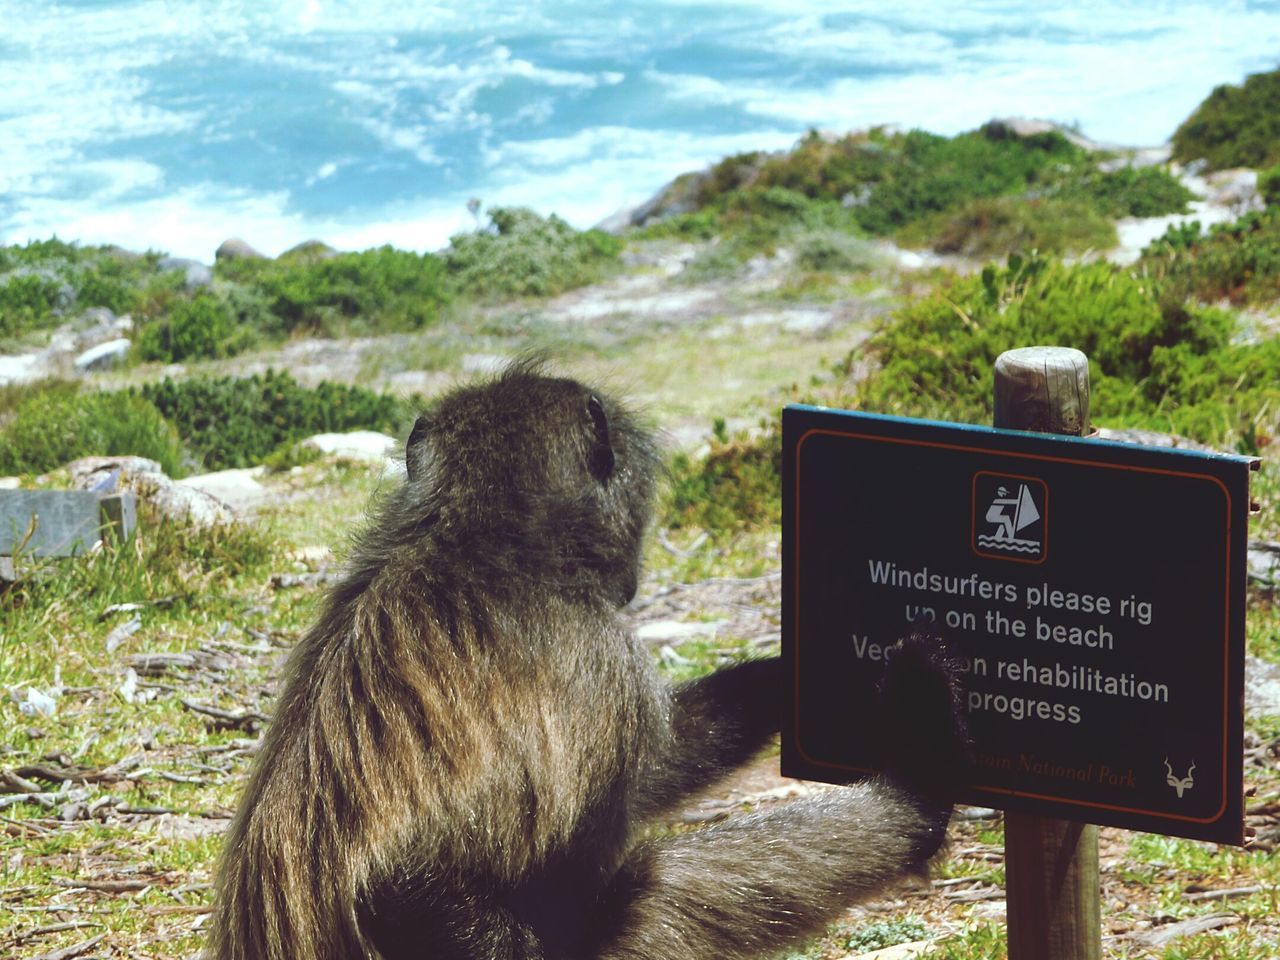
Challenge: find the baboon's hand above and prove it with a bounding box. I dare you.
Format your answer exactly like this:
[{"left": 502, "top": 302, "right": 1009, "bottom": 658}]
[{"left": 875, "top": 633, "right": 971, "bottom": 806}]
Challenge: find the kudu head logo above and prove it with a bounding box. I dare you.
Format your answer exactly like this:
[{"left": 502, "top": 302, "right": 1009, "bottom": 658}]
[{"left": 1164, "top": 758, "right": 1195, "bottom": 798}]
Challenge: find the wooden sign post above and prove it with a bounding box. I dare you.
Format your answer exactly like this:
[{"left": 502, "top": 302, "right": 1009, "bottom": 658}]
[
  {"left": 995, "top": 347, "right": 1100, "bottom": 960},
  {"left": 781, "top": 345, "right": 1253, "bottom": 955}
]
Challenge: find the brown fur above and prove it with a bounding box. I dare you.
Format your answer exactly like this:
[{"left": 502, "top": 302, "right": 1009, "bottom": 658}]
[{"left": 207, "top": 361, "right": 960, "bottom": 960}]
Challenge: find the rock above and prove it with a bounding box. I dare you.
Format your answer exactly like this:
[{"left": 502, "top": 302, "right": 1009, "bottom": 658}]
[
  {"left": 157, "top": 256, "right": 213, "bottom": 289},
  {"left": 45, "top": 307, "right": 133, "bottom": 357},
  {"left": 635, "top": 620, "right": 726, "bottom": 643},
  {"left": 67, "top": 456, "right": 236, "bottom": 526},
  {"left": 985, "top": 116, "right": 1103, "bottom": 151},
  {"left": 1246, "top": 655, "right": 1280, "bottom": 718},
  {"left": 74, "top": 337, "right": 131, "bottom": 372},
  {"left": 302, "top": 430, "right": 399, "bottom": 463},
  {"left": 1205, "top": 168, "right": 1262, "bottom": 215},
  {"left": 215, "top": 237, "right": 266, "bottom": 262},
  {"left": 1095, "top": 426, "right": 1220, "bottom": 453},
  {"left": 0, "top": 478, "right": 20, "bottom": 490},
  {"left": 67, "top": 456, "right": 163, "bottom": 488},
  {"left": 177, "top": 467, "right": 270, "bottom": 512},
  {"left": 855, "top": 942, "right": 934, "bottom": 960},
  {"left": 0, "top": 353, "right": 48, "bottom": 386},
  {"left": 280, "top": 240, "right": 338, "bottom": 262},
  {"left": 459, "top": 353, "right": 506, "bottom": 375},
  {"left": 1248, "top": 540, "right": 1280, "bottom": 586}
]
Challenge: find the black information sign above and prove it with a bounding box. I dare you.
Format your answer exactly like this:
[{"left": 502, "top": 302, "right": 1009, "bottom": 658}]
[{"left": 781, "top": 405, "right": 1253, "bottom": 844}]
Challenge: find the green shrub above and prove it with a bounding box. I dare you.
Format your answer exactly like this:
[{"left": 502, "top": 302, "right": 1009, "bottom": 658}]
[
  {"left": 222, "top": 246, "right": 450, "bottom": 336},
  {"left": 641, "top": 186, "right": 868, "bottom": 269},
  {"left": 1172, "top": 67, "right": 1280, "bottom": 170},
  {"left": 135, "top": 291, "right": 246, "bottom": 362},
  {"left": 1051, "top": 165, "right": 1195, "bottom": 218},
  {"left": 1139, "top": 207, "right": 1280, "bottom": 305},
  {"left": 792, "top": 229, "right": 884, "bottom": 272},
  {"left": 140, "top": 370, "right": 416, "bottom": 470},
  {"left": 0, "top": 387, "right": 186, "bottom": 476},
  {"left": 1260, "top": 165, "right": 1280, "bottom": 207},
  {"left": 0, "top": 239, "right": 167, "bottom": 342},
  {"left": 897, "top": 197, "right": 1116, "bottom": 257},
  {"left": 849, "top": 125, "right": 1085, "bottom": 235},
  {"left": 664, "top": 421, "right": 782, "bottom": 534},
  {"left": 850, "top": 255, "right": 1271, "bottom": 450},
  {"left": 694, "top": 125, "right": 1086, "bottom": 237},
  {"left": 0, "top": 273, "right": 65, "bottom": 338},
  {"left": 444, "top": 207, "right": 623, "bottom": 299}
]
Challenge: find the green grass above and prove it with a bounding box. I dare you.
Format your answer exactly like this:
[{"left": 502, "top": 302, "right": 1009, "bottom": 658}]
[{"left": 926, "top": 923, "right": 1007, "bottom": 959}]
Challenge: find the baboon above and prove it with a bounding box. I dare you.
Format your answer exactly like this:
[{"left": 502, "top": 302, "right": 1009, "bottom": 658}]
[{"left": 208, "top": 360, "right": 965, "bottom": 960}]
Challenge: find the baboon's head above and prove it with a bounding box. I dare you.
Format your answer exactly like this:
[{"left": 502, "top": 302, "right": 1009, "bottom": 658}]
[{"left": 403, "top": 361, "right": 658, "bottom": 605}]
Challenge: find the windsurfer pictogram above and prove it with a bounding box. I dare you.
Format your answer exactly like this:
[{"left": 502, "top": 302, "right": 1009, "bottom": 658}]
[{"left": 979, "top": 483, "right": 1042, "bottom": 554}]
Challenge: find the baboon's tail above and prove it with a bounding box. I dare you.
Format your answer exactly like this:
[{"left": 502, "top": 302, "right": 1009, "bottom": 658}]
[{"left": 594, "top": 782, "right": 947, "bottom": 960}]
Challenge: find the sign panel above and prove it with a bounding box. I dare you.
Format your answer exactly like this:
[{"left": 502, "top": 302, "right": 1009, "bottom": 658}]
[{"left": 781, "top": 406, "right": 1252, "bottom": 844}]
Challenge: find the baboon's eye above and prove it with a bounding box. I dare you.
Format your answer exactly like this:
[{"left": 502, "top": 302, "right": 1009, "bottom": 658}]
[{"left": 587, "top": 394, "right": 615, "bottom": 481}]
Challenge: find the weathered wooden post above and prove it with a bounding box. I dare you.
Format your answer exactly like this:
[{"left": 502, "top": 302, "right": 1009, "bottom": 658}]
[{"left": 994, "top": 346, "right": 1101, "bottom": 960}]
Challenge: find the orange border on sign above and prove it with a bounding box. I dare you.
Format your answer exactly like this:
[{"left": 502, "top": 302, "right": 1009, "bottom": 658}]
[
  {"left": 791, "top": 426, "right": 1235, "bottom": 827},
  {"left": 971, "top": 470, "right": 1050, "bottom": 565}
]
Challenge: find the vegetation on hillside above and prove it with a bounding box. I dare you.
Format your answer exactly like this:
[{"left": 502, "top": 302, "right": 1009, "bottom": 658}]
[
  {"left": 1172, "top": 67, "right": 1280, "bottom": 170},
  {"left": 0, "top": 208, "right": 622, "bottom": 364},
  {"left": 0, "top": 238, "right": 171, "bottom": 346},
  {"left": 636, "top": 123, "right": 1193, "bottom": 263},
  {"left": 1139, "top": 206, "right": 1280, "bottom": 306},
  {"left": 669, "top": 253, "right": 1280, "bottom": 538}
]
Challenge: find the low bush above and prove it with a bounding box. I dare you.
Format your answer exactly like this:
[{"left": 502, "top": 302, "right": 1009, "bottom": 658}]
[
  {"left": 897, "top": 197, "right": 1116, "bottom": 258},
  {"left": 1050, "top": 165, "right": 1195, "bottom": 218},
  {"left": 0, "top": 239, "right": 164, "bottom": 341},
  {"left": 218, "top": 245, "right": 451, "bottom": 336},
  {"left": 0, "top": 387, "right": 186, "bottom": 477},
  {"left": 1261, "top": 165, "right": 1280, "bottom": 207},
  {"left": 0, "top": 273, "right": 65, "bottom": 339},
  {"left": 445, "top": 207, "right": 623, "bottom": 299},
  {"left": 668, "top": 254, "right": 1278, "bottom": 539},
  {"left": 792, "top": 229, "right": 885, "bottom": 273},
  {"left": 640, "top": 187, "right": 867, "bottom": 270},
  {"left": 135, "top": 291, "right": 251, "bottom": 362},
  {"left": 139, "top": 370, "right": 417, "bottom": 470},
  {"left": 1172, "top": 67, "right": 1280, "bottom": 170},
  {"left": 1139, "top": 207, "right": 1280, "bottom": 305},
  {"left": 663, "top": 420, "right": 782, "bottom": 533},
  {"left": 851, "top": 255, "right": 1270, "bottom": 450}
]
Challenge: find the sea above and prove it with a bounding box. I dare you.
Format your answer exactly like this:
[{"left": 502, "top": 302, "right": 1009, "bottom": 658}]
[{"left": 2, "top": 0, "right": 1279, "bottom": 261}]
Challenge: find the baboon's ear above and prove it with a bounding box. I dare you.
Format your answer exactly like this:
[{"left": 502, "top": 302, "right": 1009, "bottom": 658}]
[
  {"left": 586, "top": 394, "right": 615, "bottom": 482},
  {"left": 406, "top": 416, "right": 430, "bottom": 482}
]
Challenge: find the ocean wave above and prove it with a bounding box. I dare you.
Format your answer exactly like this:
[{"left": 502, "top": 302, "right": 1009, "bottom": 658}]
[{"left": 2, "top": 0, "right": 1280, "bottom": 257}]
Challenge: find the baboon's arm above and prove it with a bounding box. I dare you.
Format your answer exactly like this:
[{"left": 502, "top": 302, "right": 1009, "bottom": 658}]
[
  {"left": 634, "top": 657, "right": 780, "bottom": 817},
  {"left": 594, "top": 783, "right": 947, "bottom": 960}
]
